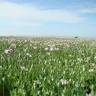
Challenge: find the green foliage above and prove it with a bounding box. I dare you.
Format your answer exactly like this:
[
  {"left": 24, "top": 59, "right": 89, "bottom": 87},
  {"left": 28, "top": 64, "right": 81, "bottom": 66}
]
[{"left": 0, "top": 38, "right": 96, "bottom": 96}]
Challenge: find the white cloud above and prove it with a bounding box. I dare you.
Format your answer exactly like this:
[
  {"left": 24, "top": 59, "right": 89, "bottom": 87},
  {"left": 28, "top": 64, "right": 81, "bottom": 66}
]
[
  {"left": 81, "top": 8, "right": 96, "bottom": 13},
  {"left": 0, "top": 1, "right": 83, "bottom": 24}
]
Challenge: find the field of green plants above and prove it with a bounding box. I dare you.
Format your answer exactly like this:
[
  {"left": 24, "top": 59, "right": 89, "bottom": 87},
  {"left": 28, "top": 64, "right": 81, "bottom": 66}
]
[{"left": 0, "top": 37, "right": 96, "bottom": 96}]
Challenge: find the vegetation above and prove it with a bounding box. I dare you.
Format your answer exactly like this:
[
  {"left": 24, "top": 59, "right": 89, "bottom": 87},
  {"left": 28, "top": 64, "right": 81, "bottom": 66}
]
[{"left": 0, "top": 38, "right": 96, "bottom": 96}]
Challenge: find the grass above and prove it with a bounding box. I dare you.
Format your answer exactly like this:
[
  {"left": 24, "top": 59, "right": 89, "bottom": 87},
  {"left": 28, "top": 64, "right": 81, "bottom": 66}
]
[{"left": 0, "top": 38, "right": 96, "bottom": 96}]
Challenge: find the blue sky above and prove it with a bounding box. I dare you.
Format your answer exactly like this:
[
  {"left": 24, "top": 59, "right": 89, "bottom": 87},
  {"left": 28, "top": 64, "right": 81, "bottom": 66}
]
[{"left": 0, "top": 0, "right": 96, "bottom": 37}]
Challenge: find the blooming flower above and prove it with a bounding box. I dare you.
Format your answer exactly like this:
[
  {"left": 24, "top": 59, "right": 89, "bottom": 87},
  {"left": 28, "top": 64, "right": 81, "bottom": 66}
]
[
  {"left": 33, "top": 46, "right": 37, "bottom": 49},
  {"left": 50, "top": 47, "right": 54, "bottom": 51},
  {"left": 20, "top": 66, "right": 28, "bottom": 71},
  {"left": 2, "top": 77, "right": 5, "bottom": 81},
  {"left": 4, "top": 48, "right": 13, "bottom": 54},
  {"left": 59, "top": 79, "right": 69, "bottom": 86},
  {"left": 0, "top": 66, "right": 2, "bottom": 69},
  {"left": 89, "top": 69, "right": 94, "bottom": 72},
  {"left": 86, "top": 93, "right": 92, "bottom": 96},
  {"left": 55, "top": 47, "right": 59, "bottom": 51},
  {"left": 44, "top": 47, "right": 48, "bottom": 51},
  {"left": 26, "top": 53, "right": 32, "bottom": 58}
]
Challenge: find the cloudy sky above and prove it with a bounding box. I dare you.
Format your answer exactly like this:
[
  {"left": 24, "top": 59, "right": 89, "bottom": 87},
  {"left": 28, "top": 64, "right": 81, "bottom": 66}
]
[{"left": 0, "top": 0, "right": 96, "bottom": 37}]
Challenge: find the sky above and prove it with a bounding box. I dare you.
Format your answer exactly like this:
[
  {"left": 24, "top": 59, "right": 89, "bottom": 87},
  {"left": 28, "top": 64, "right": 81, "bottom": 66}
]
[{"left": 0, "top": 0, "right": 96, "bottom": 37}]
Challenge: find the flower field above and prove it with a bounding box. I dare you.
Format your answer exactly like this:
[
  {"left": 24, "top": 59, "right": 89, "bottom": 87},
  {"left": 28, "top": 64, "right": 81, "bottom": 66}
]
[{"left": 0, "top": 37, "right": 96, "bottom": 96}]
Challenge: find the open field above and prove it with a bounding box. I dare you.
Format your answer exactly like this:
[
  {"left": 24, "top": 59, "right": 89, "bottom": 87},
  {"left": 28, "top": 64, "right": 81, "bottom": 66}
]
[{"left": 0, "top": 37, "right": 96, "bottom": 96}]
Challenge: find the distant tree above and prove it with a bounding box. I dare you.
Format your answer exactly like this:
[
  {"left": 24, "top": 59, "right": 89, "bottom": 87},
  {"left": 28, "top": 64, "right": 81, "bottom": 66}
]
[{"left": 74, "top": 36, "right": 78, "bottom": 38}]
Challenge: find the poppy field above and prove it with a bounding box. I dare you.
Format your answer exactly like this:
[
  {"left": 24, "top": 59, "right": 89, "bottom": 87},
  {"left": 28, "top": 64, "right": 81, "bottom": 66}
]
[{"left": 0, "top": 37, "right": 96, "bottom": 96}]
